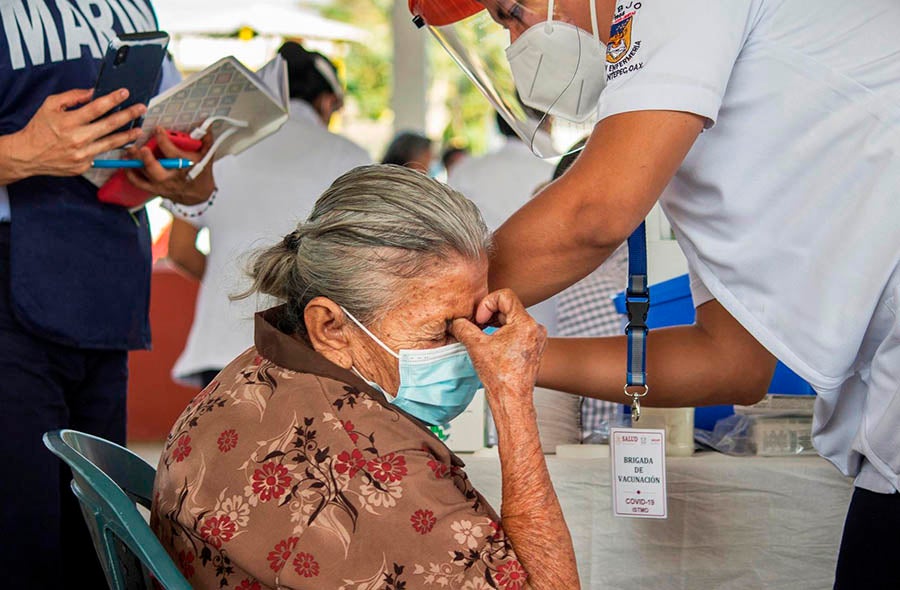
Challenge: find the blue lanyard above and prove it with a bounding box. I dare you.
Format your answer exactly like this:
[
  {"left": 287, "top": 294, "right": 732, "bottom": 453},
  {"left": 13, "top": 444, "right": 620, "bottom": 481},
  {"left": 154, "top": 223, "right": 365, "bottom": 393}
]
[{"left": 625, "top": 222, "right": 650, "bottom": 421}]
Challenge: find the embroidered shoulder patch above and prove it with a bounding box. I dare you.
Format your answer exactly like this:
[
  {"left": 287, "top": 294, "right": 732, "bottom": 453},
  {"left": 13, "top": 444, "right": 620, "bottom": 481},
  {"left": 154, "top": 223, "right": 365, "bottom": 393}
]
[{"left": 607, "top": 3, "right": 644, "bottom": 80}]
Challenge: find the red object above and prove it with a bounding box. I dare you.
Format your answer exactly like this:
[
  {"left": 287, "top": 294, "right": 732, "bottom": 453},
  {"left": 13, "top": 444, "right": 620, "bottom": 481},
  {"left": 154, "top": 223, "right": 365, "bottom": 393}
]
[
  {"left": 408, "top": 0, "right": 482, "bottom": 26},
  {"left": 127, "top": 261, "right": 201, "bottom": 440},
  {"left": 151, "top": 221, "right": 172, "bottom": 263},
  {"left": 98, "top": 130, "right": 203, "bottom": 209}
]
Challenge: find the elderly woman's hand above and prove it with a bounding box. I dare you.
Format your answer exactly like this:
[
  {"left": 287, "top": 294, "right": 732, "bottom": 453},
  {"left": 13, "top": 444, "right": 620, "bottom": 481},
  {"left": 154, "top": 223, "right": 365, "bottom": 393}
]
[
  {"left": 450, "top": 288, "right": 546, "bottom": 401},
  {"left": 124, "top": 127, "right": 216, "bottom": 206}
]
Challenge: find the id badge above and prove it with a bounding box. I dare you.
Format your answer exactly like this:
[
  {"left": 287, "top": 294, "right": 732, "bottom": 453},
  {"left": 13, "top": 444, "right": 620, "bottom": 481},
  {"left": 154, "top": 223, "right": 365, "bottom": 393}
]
[{"left": 610, "top": 428, "right": 668, "bottom": 519}]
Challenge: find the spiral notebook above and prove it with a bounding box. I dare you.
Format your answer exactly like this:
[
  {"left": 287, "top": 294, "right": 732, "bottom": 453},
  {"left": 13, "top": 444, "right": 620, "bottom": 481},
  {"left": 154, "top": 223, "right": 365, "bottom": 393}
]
[{"left": 84, "top": 54, "right": 289, "bottom": 187}]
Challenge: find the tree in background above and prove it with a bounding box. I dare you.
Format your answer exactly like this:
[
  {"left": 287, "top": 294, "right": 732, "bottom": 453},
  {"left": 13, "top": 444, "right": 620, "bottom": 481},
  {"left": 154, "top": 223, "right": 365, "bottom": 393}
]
[{"left": 317, "top": 0, "right": 510, "bottom": 156}]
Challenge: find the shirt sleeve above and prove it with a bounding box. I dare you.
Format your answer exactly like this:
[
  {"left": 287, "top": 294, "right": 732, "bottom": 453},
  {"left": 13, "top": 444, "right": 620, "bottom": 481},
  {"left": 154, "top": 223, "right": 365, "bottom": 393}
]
[
  {"left": 688, "top": 263, "right": 714, "bottom": 308},
  {"left": 599, "top": 0, "right": 758, "bottom": 126}
]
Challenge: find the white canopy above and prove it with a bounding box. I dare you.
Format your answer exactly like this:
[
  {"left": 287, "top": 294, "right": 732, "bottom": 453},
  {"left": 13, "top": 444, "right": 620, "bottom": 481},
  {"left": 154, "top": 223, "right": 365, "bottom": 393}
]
[{"left": 152, "top": 0, "right": 367, "bottom": 42}]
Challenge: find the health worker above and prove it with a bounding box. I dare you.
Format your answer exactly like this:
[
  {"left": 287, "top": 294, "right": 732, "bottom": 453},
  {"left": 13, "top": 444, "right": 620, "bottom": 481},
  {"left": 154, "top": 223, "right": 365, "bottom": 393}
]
[{"left": 408, "top": 0, "right": 900, "bottom": 587}]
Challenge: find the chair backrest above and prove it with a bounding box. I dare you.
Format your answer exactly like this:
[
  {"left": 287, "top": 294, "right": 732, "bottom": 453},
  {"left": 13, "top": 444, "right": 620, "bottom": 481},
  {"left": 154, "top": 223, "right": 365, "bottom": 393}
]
[{"left": 43, "top": 429, "right": 190, "bottom": 590}]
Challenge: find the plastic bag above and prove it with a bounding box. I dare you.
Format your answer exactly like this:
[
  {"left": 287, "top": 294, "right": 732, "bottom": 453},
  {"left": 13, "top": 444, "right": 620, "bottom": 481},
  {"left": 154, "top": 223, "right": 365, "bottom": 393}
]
[{"left": 694, "top": 413, "right": 816, "bottom": 457}]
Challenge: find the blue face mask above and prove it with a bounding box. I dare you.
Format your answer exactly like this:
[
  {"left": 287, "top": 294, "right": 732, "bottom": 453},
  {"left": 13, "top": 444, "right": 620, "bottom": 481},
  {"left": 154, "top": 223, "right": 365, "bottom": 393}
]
[{"left": 341, "top": 307, "right": 482, "bottom": 427}]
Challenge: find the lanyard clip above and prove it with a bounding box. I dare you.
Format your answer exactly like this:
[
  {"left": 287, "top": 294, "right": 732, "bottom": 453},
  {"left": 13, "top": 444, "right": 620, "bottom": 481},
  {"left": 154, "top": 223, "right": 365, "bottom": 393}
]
[
  {"left": 624, "top": 384, "right": 649, "bottom": 422},
  {"left": 625, "top": 295, "right": 649, "bottom": 332}
]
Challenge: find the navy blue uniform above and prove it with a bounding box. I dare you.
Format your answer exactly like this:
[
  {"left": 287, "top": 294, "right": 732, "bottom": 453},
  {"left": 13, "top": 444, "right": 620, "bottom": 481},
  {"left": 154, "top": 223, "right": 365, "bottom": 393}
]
[{"left": 0, "top": 1, "right": 160, "bottom": 586}]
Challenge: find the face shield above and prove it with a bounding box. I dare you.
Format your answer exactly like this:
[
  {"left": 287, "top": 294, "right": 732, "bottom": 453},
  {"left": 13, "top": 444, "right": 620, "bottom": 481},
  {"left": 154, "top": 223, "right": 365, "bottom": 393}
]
[{"left": 409, "top": 0, "right": 607, "bottom": 158}]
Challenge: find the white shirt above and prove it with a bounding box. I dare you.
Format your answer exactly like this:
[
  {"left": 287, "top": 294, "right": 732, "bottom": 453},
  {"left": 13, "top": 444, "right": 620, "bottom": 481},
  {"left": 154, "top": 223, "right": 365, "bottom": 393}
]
[
  {"left": 448, "top": 138, "right": 554, "bottom": 231},
  {"left": 168, "top": 99, "right": 371, "bottom": 385},
  {"left": 447, "top": 138, "right": 558, "bottom": 332},
  {"left": 600, "top": 0, "right": 900, "bottom": 490}
]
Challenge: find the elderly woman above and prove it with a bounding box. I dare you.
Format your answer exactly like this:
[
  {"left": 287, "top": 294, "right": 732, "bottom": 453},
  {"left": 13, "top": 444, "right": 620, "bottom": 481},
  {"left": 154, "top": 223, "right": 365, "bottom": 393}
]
[{"left": 150, "top": 165, "right": 578, "bottom": 589}]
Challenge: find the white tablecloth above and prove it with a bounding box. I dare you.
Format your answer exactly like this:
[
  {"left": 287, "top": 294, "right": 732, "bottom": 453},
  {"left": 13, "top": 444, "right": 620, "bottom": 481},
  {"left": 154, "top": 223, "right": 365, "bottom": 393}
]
[{"left": 460, "top": 451, "right": 854, "bottom": 590}]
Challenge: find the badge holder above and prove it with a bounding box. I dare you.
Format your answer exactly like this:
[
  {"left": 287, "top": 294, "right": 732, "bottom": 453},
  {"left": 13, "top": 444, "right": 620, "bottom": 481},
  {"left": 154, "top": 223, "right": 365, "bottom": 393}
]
[{"left": 610, "top": 221, "right": 668, "bottom": 519}]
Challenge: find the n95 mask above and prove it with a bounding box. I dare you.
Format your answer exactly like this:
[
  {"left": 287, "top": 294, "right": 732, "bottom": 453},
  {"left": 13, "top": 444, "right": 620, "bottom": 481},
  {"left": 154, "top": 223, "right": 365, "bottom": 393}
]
[{"left": 505, "top": 0, "right": 607, "bottom": 123}]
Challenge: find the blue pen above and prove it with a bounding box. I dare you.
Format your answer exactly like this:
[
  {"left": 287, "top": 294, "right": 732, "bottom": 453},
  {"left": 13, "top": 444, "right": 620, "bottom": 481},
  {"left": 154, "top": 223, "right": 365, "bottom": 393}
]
[{"left": 91, "top": 158, "right": 194, "bottom": 169}]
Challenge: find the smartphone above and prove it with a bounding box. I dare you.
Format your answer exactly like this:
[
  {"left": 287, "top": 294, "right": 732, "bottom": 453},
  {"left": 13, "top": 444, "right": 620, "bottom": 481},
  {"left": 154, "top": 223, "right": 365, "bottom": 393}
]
[{"left": 93, "top": 31, "right": 170, "bottom": 135}]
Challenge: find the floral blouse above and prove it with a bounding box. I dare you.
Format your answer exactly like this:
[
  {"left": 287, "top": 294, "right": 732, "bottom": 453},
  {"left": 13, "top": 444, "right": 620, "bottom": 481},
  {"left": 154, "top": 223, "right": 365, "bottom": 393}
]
[{"left": 150, "top": 307, "right": 527, "bottom": 590}]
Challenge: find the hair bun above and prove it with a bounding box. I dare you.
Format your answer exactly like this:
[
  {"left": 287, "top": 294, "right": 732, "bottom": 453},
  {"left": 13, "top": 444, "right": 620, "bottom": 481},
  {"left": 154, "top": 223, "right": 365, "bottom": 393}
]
[{"left": 283, "top": 231, "right": 303, "bottom": 251}]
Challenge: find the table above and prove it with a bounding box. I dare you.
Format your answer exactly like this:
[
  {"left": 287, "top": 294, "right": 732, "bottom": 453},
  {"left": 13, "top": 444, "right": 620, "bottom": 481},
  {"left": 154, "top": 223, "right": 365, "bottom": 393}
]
[{"left": 460, "top": 451, "right": 854, "bottom": 590}]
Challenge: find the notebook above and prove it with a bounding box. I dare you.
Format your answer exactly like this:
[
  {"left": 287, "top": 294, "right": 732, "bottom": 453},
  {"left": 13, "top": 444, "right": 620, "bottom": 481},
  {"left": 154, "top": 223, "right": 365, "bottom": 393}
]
[{"left": 84, "top": 54, "right": 289, "bottom": 188}]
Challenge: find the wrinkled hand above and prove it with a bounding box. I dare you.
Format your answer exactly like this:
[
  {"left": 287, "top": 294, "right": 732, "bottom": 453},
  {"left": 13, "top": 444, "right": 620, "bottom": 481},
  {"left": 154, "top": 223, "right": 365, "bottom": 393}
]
[
  {"left": 124, "top": 127, "right": 216, "bottom": 206},
  {"left": 11, "top": 88, "right": 145, "bottom": 177},
  {"left": 449, "top": 289, "right": 547, "bottom": 402}
]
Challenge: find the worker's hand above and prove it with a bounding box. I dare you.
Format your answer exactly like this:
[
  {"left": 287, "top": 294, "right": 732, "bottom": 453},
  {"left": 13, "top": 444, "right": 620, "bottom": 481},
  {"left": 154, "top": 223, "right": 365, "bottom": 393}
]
[
  {"left": 10, "top": 88, "right": 145, "bottom": 177},
  {"left": 449, "top": 289, "right": 546, "bottom": 404},
  {"left": 124, "top": 127, "right": 216, "bottom": 206}
]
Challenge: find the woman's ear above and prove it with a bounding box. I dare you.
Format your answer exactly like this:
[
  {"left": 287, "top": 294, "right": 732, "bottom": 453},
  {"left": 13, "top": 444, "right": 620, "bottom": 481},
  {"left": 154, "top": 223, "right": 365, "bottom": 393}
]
[{"left": 304, "top": 297, "right": 353, "bottom": 368}]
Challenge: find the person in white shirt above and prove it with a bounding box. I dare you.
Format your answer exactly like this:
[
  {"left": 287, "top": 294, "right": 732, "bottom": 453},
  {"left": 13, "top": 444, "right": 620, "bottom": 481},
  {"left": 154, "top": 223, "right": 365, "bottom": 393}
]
[
  {"left": 448, "top": 112, "right": 554, "bottom": 232},
  {"left": 409, "top": 0, "right": 900, "bottom": 586},
  {"left": 166, "top": 41, "right": 371, "bottom": 388}
]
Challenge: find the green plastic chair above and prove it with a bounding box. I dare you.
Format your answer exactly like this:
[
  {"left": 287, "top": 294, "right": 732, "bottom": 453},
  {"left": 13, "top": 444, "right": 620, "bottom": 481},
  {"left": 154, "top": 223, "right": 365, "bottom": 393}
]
[{"left": 43, "top": 429, "right": 191, "bottom": 590}]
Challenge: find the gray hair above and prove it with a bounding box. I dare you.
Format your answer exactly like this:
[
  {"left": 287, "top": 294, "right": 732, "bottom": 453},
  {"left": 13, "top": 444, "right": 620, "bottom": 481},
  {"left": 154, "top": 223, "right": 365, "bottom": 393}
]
[{"left": 238, "top": 164, "right": 492, "bottom": 336}]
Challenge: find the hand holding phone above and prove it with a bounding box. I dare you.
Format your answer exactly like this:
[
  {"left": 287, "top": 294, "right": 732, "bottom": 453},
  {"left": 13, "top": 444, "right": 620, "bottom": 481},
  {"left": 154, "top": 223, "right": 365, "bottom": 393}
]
[
  {"left": 93, "top": 31, "right": 169, "bottom": 135},
  {"left": 7, "top": 87, "right": 148, "bottom": 179}
]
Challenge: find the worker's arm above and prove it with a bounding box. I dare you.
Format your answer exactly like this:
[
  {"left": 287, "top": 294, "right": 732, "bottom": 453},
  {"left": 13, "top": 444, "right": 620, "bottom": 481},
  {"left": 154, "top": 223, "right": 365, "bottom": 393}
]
[
  {"left": 489, "top": 109, "right": 705, "bottom": 305},
  {"left": 166, "top": 217, "right": 206, "bottom": 281},
  {"left": 539, "top": 299, "right": 776, "bottom": 407}
]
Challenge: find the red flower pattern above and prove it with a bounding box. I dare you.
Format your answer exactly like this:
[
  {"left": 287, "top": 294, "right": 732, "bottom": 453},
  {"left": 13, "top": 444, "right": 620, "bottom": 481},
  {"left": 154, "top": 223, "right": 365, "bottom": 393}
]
[
  {"left": 267, "top": 537, "right": 299, "bottom": 572},
  {"left": 177, "top": 550, "right": 195, "bottom": 578},
  {"left": 172, "top": 434, "right": 192, "bottom": 463},
  {"left": 496, "top": 560, "right": 528, "bottom": 590},
  {"left": 217, "top": 429, "right": 238, "bottom": 453},
  {"left": 251, "top": 462, "right": 291, "bottom": 502},
  {"left": 154, "top": 361, "right": 527, "bottom": 587},
  {"left": 410, "top": 509, "right": 436, "bottom": 534},
  {"left": 427, "top": 458, "right": 448, "bottom": 479},
  {"left": 341, "top": 420, "right": 360, "bottom": 443},
  {"left": 367, "top": 452, "right": 407, "bottom": 483},
  {"left": 292, "top": 552, "right": 320, "bottom": 578},
  {"left": 334, "top": 448, "right": 366, "bottom": 478},
  {"left": 199, "top": 514, "right": 237, "bottom": 549}
]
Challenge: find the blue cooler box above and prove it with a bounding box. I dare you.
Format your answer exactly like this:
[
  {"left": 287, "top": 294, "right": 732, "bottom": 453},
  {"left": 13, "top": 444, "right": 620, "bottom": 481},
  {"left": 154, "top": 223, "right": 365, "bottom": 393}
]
[{"left": 613, "top": 274, "right": 815, "bottom": 430}]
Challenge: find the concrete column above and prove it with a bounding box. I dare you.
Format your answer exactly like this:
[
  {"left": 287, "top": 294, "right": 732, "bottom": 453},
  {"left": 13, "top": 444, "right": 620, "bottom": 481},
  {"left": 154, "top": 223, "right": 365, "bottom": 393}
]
[{"left": 391, "top": 0, "right": 428, "bottom": 133}]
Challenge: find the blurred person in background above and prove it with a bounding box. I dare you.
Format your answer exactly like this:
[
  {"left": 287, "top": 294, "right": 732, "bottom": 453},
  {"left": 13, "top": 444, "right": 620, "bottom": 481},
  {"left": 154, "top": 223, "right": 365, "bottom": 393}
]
[
  {"left": 440, "top": 143, "right": 469, "bottom": 177},
  {"left": 380, "top": 130, "right": 433, "bottom": 172},
  {"left": 448, "top": 112, "right": 553, "bottom": 232},
  {"left": 166, "top": 41, "right": 370, "bottom": 389}
]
